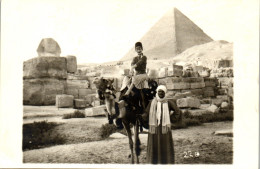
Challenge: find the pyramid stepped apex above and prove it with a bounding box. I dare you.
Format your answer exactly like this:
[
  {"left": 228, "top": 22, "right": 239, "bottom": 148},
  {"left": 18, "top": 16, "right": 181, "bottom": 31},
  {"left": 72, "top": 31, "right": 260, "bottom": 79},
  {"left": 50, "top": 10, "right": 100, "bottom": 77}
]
[{"left": 121, "top": 8, "right": 213, "bottom": 61}]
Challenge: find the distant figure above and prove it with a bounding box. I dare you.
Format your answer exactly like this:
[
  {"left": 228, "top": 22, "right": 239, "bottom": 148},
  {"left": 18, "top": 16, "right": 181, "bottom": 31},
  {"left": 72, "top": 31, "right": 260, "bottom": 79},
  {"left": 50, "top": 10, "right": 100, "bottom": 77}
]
[
  {"left": 37, "top": 38, "right": 61, "bottom": 57},
  {"left": 142, "top": 85, "right": 181, "bottom": 164},
  {"left": 125, "top": 42, "right": 149, "bottom": 110}
]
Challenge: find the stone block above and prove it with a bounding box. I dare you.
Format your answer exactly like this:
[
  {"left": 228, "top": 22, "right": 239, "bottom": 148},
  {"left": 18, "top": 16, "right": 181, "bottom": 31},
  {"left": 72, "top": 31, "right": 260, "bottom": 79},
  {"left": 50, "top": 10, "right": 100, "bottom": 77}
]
[
  {"left": 168, "top": 82, "right": 190, "bottom": 90},
  {"left": 205, "top": 81, "right": 216, "bottom": 87},
  {"left": 209, "top": 73, "right": 217, "bottom": 78},
  {"left": 174, "top": 91, "right": 193, "bottom": 98},
  {"left": 66, "top": 55, "right": 77, "bottom": 73},
  {"left": 56, "top": 95, "right": 74, "bottom": 108},
  {"left": 202, "top": 98, "right": 212, "bottom": 104},
  {"left": 164, "top": 77, "right": 191, "bottom": 83},
  {"left": 74, "top": 99, "right": 87, "bottom": 109},
  {"left": 37, "top": 38, "right": 61, "bottom": 56},
  {"left": 67, "top": 79, "right": 90, "bottom": 89},
  {"left": 204, "top": 77, "right": 218, "bottom": 82},
  {"left": 221, "top": 102, "right": 229, "bottom": 109},
  {"left": 215, "top": 60, "right": 232, "bottom": 68},
  {"left": 85, "top": 105, "right": 107, "bottom": 117},
  {"left": 79, "top": 89, "right": 95, "bottom": 99},
  {"left": 218, "top": 88, "right": 227, "bottom": 95},
  {"left": 171, "top": 69, "right": 183, "bottom": 77},
  {"left": 172, "top": 64, "right": 183, "bottom": 70},
  {"left": 165, "top": 91, "right": 178, "bottom": 98},
  {"left": 191, "top": 71, "right": 200, "bottom": 77},
  {"left": 67, "top": 74, "right": 88, "bottom": 80},
  {"left": 23, "top": 57, "right": 67, "bottom": 79},
  {"left": 188, "top": 109, "right": 209, "bottom": 116},
  {"left": 211, "top": 98, "right": 223, "bottom": 107},
  {"left": 66, "top": 88, "right": 79, "bottom": 98},
  {"left": 159, "top": 67, "right": 168, "bottom": 78},
  {"left": 161, "top": 77, "right": 179, "bottom": 83},
  {"left": 189, "top": 77, "right": 204, "bottom": 83},
  {"left": 172, "top": 95, "right": 183, "bottom": 100},
  {"left": 229, "top": 60, "right": 233, "bottom": 67},
  {"left": 182, "top": 70, "right": 191, "bottom": 77},
  {"left": 180, "top": 109, "right": 189, "bottom": 114},
  {"left": 227, "top": 87, "right": 233, "bottom": 98},
  {"left": 218, "top": 77, "right": 233, "bottom": 87},
  {"left": 176, "top": 97, "right": 201, "bottom": 108},
  {"left": 85, "top": 94, "right": 97, "bottom": 104},
  {"left": 217, "top": 95, "right": 229, "bottom": 101},
  {"left": 172, "top": 77, "right": 185, "bottom": 83},
  {"left": 158, "top": 78, "right": 167, "bottom": 85},
  {"left": 172, "top": 93, "right": 185, "bottom": 100},
  {"left": 167, "top": 70, "right": 173, "bottom": 77},
  {"left": 200, "top": 100, "right": 206, "bottom": 104},
  {"left": 92, "top": 100, "right": 101, "bottom": 107},
  {"left": 196, "top": 95, "right": 203, "bottom": 100},
  {"left": 213, "top": 129, "right": 233, "bottom": 136},
  {"left": 190, "top": 82, "right": 205, "bottom": 89},
  {"left": 85, "top": 72, "right": 101, "bottom": 77},
  {"left": 23, "top": 78, "right": 66, "bottom": 105},
  {"left": 203, "top": 87, "right": 214, "bottom": 91},
  {"left": 203, "top": 91, "right": 215, "bottom": 97},
  {"left": 203, "top": 87, "right": 215, "bottom": 97},
  {"left": 199, "top": 70, "right": 210, "bottom": 77},
  {"left": 193, "top": 66, "right": 204, "bottom": 72},
  {"left": 212, "top": 68, "right": 233, "bottom": 77},
  {"left": 207, "top": 104, "right": 219, "bottom": 113},
  {"left": 199, "top": 104, "right": 211, "bottom": 109},
  {"left": 189, "top": 89, "right": 204, "bottom": 96}
]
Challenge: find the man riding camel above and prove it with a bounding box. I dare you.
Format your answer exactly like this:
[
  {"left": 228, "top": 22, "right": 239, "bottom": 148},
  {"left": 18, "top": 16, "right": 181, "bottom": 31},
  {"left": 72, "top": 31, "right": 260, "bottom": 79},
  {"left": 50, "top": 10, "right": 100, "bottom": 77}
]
[
  {"left": 125, "top": 42, "right": 149, "bottom": 111},
  {"left": 94, "top": 42, "right": 150, "bottom": 129}
]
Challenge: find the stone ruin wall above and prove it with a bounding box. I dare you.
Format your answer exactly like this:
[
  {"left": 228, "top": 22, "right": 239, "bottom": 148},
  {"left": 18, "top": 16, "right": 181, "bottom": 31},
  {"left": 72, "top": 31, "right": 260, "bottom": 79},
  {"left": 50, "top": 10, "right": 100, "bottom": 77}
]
[
  {"left": 23, "top": 57, "right": 233, "bottom": 109},
  {"left": 107, "top": 61, "right": 233, "bottom": 115},
  {"left": 23, "top": 38, "right": 233, "bottom": 115},
  {"left": 23, "top": 38, "right": 98, "bottom": 107}
]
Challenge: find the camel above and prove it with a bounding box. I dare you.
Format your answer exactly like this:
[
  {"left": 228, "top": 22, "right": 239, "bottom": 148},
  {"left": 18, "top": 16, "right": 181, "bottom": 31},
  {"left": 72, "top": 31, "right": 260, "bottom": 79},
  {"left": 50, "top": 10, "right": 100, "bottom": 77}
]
[{"left": 93, "top": 76, "right": 158, "bottom": 164}]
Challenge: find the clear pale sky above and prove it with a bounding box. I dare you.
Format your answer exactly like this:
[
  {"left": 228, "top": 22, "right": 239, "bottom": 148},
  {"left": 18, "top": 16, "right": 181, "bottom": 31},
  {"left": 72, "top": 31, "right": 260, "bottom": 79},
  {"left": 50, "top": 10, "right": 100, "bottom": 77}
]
[{"left": 2, "top": 0, "right": 239, "bottom": 64}]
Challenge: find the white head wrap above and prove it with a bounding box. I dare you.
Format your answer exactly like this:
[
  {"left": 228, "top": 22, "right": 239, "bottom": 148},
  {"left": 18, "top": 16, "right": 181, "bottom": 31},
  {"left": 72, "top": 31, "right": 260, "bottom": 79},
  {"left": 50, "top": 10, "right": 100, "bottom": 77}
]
[{"left": 156, "top": 85, "right": 167, "bottom": 93}]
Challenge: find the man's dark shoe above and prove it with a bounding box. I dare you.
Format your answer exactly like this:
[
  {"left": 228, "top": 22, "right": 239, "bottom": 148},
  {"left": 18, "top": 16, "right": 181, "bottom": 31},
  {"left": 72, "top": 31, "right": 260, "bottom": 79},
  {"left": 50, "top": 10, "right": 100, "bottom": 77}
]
[
  {"left": 108, "top": 115, "right": 114, "bottom": 124},
  {"left": 116, "top": 118, "right": 124, "bottom": 130},
  {"left": 109, "top": 119, "right": 113, "bottom": 124}
]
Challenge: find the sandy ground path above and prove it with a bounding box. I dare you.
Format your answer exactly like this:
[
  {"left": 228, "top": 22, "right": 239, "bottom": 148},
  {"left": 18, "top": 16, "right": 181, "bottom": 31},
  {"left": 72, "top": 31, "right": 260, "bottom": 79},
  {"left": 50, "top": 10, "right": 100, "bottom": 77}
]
[{"left": 23, "top": 121, "right": 233, "bottom": 164}]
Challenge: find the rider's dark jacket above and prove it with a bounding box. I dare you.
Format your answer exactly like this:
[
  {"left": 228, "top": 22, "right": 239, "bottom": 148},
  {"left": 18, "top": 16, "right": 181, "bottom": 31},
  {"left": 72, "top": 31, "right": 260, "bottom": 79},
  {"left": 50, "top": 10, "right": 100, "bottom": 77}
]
[{"left": 131, "top": 55, "right": 147, "bottom": 74}]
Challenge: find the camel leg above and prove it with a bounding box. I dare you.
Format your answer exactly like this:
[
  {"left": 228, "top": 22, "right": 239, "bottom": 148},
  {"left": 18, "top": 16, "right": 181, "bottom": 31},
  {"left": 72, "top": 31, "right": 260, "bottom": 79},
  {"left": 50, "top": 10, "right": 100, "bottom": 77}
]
[
  {"left": 122, "top": 121, "right": 134, "bottom": 164},
  {"left": 134, "top": 120, "right": 140, "bottom": 164},
  {"left": 140, "top": 89, "right": 146, "bottom": 111}
]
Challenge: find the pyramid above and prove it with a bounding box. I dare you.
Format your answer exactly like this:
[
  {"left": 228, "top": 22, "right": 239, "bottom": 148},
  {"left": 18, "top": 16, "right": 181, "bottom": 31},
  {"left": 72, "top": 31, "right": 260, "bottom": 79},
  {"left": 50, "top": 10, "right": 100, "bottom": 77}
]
[{"left": 120, "top": 8, "right": 213, "bottom": 61}]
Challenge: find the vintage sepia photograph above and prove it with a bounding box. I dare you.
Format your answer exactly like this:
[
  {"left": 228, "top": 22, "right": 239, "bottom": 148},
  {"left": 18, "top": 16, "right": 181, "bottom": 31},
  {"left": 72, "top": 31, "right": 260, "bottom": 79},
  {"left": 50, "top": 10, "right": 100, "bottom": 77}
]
[{"left": 0, "top": 0, "right": 259, "bottom": 168}]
